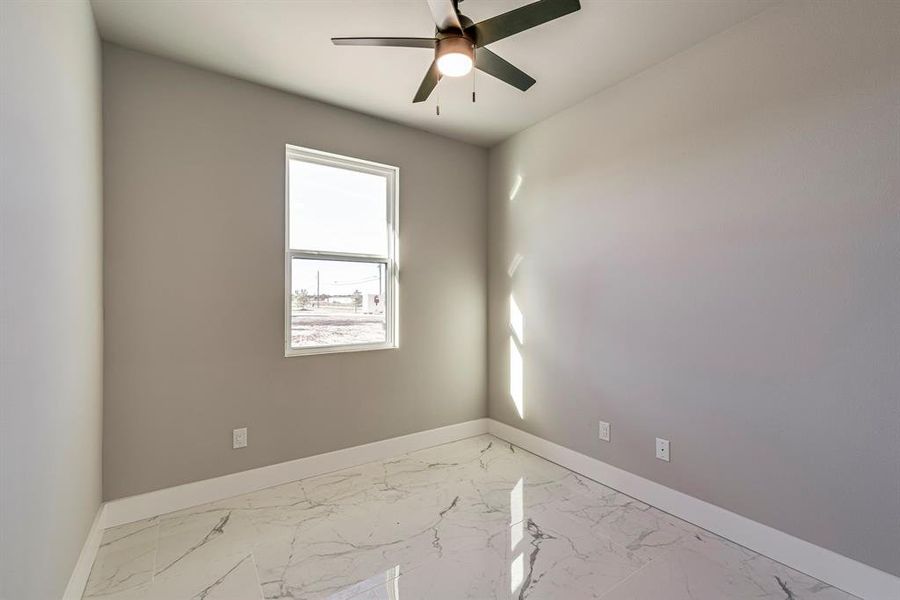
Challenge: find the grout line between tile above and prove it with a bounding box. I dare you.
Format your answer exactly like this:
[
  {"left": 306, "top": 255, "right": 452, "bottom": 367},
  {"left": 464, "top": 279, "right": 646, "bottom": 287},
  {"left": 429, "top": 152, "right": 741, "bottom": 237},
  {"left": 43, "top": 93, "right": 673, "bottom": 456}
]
[
  {"left": 596, "top": 555, "right": 660, "bottom": 599},
  {"left": 249, "top": 551, "right": 265, "bottom": 600}
]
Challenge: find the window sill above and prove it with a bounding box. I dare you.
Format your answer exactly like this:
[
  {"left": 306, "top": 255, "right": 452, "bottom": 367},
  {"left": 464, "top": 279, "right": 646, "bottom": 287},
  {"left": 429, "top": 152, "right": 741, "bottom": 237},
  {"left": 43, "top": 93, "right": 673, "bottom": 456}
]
[{"left": 284, "top": 342, "right": 398, "bottom": 358}]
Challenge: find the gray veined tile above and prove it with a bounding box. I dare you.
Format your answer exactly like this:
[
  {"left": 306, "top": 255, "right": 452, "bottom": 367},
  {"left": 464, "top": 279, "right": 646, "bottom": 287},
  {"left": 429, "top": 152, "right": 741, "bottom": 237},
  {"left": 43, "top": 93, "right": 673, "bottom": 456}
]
[
  {"left": 511, "top": 489, "right": 694, "bottom": 563},
  {"left": 380, "top": 435, "right": 496, "bottom": 484},
  {"left": 297, "top": 460, "right": 401, "bottom": 510},
  {"left": 327, "top": 565, "right": 401, "bottom": 600},
  {"left": 147, "top": 509, "right": 260, "bottom": 599},
  {"left": 83, "top": 584, "right": 152, "bottom": 600},
  {"left": 599, "top": 540, "right": 857, "bottom": 600},
  {"left": 224, "top": 481, "right": 341, "bottom": 548},
  {"left": 385, "top": 434, "right": 585, "bottom": 501},
  {"left": 254, "top": 532, "right": 408, "bottom": 600},
  {"left": 460, "top": 447, "right": 628, "bottom": 533},
  {"left": 81, "top": 434, "right": 855, "bottom": 600},
  {"left": 188, "top": 554, "right": 264, "bottom": 600},
  {"left": 504, "top": 518, "right": 646, "bottom": 599},
  {"left": 253, "top": 479, "right": 505, "bottom": 599},
  {"left": 380, "top": 527, "right": 508, "bottom": 599},
  {"left": 83, "top": 518, "right": 159, "bottom": 598},
  {"left": 342, "top": 581, "right": 400, "bottom": 600},
  {"left": 667, "top": 529, "right": 861, "bottom": 600}
]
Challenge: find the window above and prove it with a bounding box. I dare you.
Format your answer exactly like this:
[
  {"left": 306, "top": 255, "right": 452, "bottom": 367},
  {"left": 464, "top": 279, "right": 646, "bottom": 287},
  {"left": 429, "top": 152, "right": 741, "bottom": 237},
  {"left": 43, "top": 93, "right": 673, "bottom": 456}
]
[{"left": 285, "top": 145, "right": 398, "bottom": 356}]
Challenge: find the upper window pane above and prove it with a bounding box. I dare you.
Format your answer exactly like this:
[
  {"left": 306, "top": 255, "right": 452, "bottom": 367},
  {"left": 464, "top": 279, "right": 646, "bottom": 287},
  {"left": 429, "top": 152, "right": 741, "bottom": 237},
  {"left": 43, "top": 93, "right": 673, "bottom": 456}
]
[{"left": 289, "top": 158, "right": 388, "bottom": 255}]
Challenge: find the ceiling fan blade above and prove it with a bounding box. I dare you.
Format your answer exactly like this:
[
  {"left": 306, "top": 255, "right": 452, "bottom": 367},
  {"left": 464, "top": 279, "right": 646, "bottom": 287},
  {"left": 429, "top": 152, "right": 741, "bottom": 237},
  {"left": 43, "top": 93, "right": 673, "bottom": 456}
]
[
  {"left": 426, "top": 0, "right": 462, "bottom": 31},
  {"left": 475, "top": 48, "right": 535, "bottom": 91},
  {"left": 413, "top": 60, "right": 442, "bottom": 103},
  {"left": 466, "top": 0, "right": 581, "bottom": 47},
  {"left": 332, "top": 37, "right": 436, "bottom": 48}
]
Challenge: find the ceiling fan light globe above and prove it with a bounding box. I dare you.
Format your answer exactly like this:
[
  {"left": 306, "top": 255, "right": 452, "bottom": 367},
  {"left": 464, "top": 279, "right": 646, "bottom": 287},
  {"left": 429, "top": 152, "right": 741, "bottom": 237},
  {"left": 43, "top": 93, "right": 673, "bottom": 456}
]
[
  {"left": 437, "top": 52, "right": 473, "bottom": 77},
  {"left": 435, "top": 36, "right": 474, "bottom": 78}
]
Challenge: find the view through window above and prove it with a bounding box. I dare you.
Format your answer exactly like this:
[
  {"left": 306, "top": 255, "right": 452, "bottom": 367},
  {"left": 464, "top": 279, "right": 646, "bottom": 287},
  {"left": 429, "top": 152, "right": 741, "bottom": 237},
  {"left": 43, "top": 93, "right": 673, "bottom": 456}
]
[{"left": 285, "top": 146, "right": 398, "bottom": 355}]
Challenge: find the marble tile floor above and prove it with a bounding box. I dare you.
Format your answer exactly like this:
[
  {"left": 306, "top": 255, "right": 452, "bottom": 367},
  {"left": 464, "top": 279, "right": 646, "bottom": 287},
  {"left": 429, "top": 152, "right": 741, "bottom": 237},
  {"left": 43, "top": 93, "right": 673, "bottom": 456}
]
[{"left": 83, "top": 435, "right": 857, "bottom": 600}]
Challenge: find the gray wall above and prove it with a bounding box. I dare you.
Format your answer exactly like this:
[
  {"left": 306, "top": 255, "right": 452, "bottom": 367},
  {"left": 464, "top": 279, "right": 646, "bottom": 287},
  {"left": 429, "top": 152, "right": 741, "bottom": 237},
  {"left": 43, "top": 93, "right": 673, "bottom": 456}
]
[
  {"left": 102, "top": 45, "right": 488, "bottom": 500},
  {"left": 488, "top": 0, "right": 899, "bottom": 576},
  {"left": 0, "top": 2, "right": 104, "bottom": 599}
]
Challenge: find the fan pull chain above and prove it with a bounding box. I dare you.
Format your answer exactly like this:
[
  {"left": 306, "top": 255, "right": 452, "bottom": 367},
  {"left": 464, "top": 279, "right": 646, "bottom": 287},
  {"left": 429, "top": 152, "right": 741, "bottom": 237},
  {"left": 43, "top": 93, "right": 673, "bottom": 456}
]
[
  {"left": 436, "top": 82, "right": 441, "bottom": 116},
  {"left": 472, "top": 49, "right": 477, "bottom": 103}
]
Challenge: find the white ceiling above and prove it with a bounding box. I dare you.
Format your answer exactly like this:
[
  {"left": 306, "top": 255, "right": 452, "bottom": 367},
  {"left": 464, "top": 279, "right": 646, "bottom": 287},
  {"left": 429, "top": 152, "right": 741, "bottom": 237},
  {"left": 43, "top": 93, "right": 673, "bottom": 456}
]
[{"left": 90, "top": 0, "right": 777, "bottom": 147}]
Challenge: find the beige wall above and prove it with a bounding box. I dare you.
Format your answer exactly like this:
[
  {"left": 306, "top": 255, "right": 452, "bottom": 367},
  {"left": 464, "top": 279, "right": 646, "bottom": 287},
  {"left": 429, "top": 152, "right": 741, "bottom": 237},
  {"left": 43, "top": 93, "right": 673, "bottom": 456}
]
[
  {"left": 0, "top": 2, "right": 104, "bottom": 598},
  {"left": 488, "top": 0, "right": 900, "bottom": 576},
  {"left": 102, "top": 45, "right": 488, "bottom": 500}
]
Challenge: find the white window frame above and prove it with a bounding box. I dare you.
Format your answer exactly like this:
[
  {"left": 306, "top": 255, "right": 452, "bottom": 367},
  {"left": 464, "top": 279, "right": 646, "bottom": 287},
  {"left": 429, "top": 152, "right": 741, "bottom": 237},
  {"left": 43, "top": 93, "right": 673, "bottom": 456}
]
[{"left": 284, "top": 144, "right": 399, "bottom": 357}]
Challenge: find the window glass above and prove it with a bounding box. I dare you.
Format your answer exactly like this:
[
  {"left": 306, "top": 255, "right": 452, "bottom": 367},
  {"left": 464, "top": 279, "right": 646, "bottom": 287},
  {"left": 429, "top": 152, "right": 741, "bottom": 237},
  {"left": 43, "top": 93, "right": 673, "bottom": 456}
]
[
  {"left": 288, "top": 159, "right": 387, "bottom": 256},
  {"left": 289, "top": 258, "right": 387, "bottom": 349}
]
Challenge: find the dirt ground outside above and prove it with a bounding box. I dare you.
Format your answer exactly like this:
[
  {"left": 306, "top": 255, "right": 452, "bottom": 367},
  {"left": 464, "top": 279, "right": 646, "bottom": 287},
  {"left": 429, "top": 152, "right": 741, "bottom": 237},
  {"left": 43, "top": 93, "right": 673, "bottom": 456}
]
[{"left": 290, "top": 308, "right": 385, "bottom": 348}]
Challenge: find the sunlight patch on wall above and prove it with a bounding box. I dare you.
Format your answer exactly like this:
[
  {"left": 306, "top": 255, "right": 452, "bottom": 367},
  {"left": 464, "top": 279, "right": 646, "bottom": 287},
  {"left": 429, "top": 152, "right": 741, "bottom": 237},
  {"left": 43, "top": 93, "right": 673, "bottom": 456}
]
[
  {"left": 509, "top": 295, "right": 524, "bottom": 345},
  {"left": 507, "top": 253, "right": 523, "bottom": 278},
  {"left": 510, "top": 337, "right": 524, "bottom": 418},
  {"left": 509, "top": 291, "right": 525, "bottom": 419},
  {"left": 509, "top": 174, "right": 523, "bottom": 202}
]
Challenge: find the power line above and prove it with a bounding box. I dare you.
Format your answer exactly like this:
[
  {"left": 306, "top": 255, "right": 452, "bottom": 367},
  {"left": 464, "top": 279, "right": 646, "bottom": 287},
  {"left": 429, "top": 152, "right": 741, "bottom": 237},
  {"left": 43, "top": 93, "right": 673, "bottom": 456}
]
[{"left": 329, "top": 276, "right": 379, "bottom": 286}]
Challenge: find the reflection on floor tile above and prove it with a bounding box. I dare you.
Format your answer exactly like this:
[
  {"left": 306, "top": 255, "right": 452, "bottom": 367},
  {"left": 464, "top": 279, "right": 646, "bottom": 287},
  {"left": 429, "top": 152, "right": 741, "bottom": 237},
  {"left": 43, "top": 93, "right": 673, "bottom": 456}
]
[{"left": 82, "top": 435, "right": 857, "bottom": 600}]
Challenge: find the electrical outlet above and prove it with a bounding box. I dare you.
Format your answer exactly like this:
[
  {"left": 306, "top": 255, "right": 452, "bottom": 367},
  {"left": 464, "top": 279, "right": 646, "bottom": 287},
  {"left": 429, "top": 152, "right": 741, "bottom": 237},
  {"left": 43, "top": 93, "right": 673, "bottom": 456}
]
[
  {"left": 656, "top": 438, "right": 670, "bottom": 462},
  {"left": 598, "top": 420, "right": 610, "bottom": 442},
  {"left": 233, "top": 427, "right": 247, "bottom": 449}
]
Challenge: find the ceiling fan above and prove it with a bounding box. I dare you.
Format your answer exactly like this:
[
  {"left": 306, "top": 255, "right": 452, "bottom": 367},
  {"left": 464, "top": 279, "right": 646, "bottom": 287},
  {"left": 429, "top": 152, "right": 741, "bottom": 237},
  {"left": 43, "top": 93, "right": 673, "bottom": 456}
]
[{"left": 332, "top": 0, "right": 581, "bottom": 103}]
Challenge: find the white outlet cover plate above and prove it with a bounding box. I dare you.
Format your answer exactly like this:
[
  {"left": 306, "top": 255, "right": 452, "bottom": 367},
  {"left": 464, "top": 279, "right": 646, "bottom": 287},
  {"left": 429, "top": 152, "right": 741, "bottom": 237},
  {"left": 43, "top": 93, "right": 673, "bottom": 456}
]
[
  {"left": 233, "top": 427, "right": 248, "bottom": 449},
  {"left": 656, "top": 438, "right": 670, "bottom": 461},
  {"left": 598, "top": 421, "right": 610, "bottom": 442}
]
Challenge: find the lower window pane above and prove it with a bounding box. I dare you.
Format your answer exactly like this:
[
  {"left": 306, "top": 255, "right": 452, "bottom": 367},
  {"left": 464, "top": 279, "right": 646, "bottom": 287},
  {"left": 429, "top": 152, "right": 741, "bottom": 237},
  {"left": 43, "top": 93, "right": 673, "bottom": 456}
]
[{"left": 290, "top": 258, "right": 387, "bottom": 350}]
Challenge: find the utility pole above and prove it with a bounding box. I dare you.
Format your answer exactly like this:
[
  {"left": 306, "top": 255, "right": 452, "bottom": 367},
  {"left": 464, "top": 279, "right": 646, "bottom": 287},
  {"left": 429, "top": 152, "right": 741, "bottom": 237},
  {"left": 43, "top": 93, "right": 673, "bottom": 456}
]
[{"left": 316, "top": 270, "right": 320, "bottom": 308}]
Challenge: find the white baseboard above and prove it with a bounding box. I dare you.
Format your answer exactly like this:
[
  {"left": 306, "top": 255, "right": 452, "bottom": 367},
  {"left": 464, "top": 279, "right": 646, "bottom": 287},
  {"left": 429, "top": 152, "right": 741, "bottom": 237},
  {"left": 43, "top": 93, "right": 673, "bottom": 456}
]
[
  {"left": 487, "top": 418, "right": 899, "bottom": 600},
  {"left": 62, "top": 503, "right": 106, "bottom": 600},
  {"left": 102, "top": 418, "right": 489, "bottom": 529}
]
